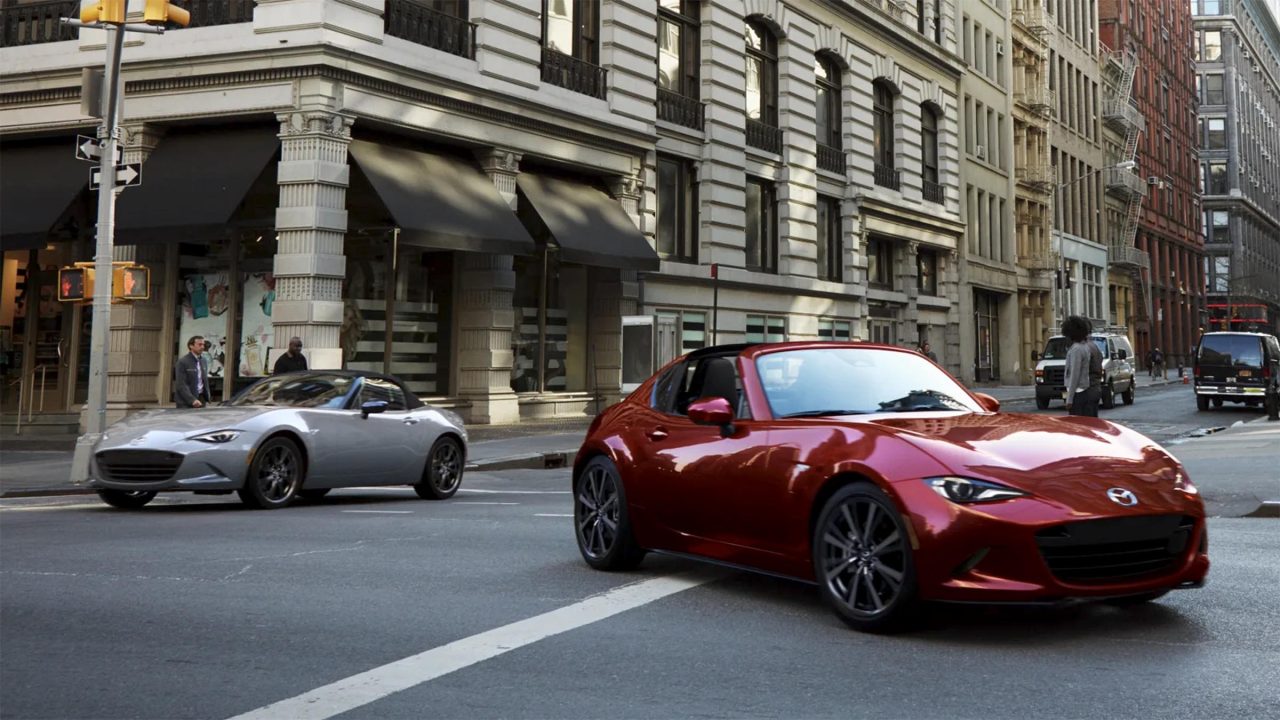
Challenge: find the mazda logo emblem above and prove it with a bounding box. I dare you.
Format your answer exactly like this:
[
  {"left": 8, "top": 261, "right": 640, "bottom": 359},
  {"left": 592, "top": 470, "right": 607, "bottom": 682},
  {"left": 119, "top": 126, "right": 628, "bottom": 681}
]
[{"left": 1107, "top": 488, "right": 1138, "bottom": 507}]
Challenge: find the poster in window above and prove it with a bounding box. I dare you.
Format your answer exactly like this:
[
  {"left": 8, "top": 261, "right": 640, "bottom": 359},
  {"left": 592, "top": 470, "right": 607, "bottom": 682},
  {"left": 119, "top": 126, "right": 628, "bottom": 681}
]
[
  {"left": 180, "top": 272, "right": 230, "bottom": 378},
  {"left": 239, "top": 272, "right": 275, "bottom": 377}
]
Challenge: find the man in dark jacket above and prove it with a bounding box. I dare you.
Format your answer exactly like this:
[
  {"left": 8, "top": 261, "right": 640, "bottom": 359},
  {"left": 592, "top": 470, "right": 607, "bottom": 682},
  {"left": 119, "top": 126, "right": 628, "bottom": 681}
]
[
  {"left": 272, "top": 336, "right": 308, "bottom": 375},
  {"left": 175, "top": 335, "right": 210, "bottom": 408}
]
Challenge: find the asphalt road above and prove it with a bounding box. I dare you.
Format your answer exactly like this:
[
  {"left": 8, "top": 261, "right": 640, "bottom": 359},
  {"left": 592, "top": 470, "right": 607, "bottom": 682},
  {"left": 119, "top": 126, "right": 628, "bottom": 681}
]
[{"left": 2, "top": 466, "right": 1277, "bottom": 720}]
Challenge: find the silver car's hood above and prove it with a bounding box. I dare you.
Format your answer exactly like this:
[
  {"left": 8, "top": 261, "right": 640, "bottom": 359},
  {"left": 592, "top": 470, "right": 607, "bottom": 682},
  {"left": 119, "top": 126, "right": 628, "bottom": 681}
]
[{"left": 100, "top": 406, "right": 273, "bottom": 447}]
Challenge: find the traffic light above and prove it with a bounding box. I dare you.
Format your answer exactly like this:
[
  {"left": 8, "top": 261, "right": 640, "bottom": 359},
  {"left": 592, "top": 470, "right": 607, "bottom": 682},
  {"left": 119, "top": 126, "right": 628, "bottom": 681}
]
[
  {"left": 113, "top": 265, "right": 150, "bottom": 301},
  {"left": 143, "top": 0, "right": 191, "bottom": 27},
  {"left": 58, "top": 267, "right": 92, "bottom": 302},
  {"left": 81, "top": 0, "right": 126, "bottom": 24}
]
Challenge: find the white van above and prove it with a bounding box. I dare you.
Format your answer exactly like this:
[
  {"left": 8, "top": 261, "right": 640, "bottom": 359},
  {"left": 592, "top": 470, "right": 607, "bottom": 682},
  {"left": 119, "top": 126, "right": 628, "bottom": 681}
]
[{"left": 1034, "top": 330, "right": 1136, "bottom": 410}]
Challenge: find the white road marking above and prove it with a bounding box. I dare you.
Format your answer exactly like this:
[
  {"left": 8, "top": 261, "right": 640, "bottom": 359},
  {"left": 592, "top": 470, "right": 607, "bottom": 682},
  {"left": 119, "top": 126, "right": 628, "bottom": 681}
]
[
  {"left": 453, "top": 501, "right": 519, "bottom": 505},
  {"left": 226, "top": 569, "right": 726, "bottom": 720},
  {"left": 340, "top": 510, "right": 413, "bottom": 515},
  {"left": 534, "top": 513, "right": 573, "bottom": 518},
  {"left": 458, "top": 488, "right": 571, "bottom": 495},
  {"left": 0, "top": 503, "right": 110, "bottom": 513}
]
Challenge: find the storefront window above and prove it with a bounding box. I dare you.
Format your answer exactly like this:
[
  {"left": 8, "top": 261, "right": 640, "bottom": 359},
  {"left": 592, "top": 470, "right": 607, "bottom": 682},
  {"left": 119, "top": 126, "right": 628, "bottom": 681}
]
[
  {"left": 179, "top": 240, "right": 235, "bottom": 399},
  {"left": 511, "top": 250, "right": 589, "bottom": 394}
]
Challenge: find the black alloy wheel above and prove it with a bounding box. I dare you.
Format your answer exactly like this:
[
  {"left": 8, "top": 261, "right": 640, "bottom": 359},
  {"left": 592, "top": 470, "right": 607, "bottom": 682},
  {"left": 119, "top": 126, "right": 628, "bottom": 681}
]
[
  {"left": 574, "top": 457, "right": 644, "bottom": 571},
  {"left": 414, "top": 436, "right": 464, "bottom": 500},
  {"left": 238, "top": 437, "right": 303, "bottom": 509},
  {"left": 96, "top": 489, "right": 157, "bottom": 509},
  {"left": 813, "top": 483, "right": 918, "bottom": 633}
]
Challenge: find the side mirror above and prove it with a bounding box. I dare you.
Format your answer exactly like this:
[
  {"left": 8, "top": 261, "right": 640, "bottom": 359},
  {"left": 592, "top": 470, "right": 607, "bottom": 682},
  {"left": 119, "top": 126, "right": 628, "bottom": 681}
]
[
  {"left": 1118, "top": 349, "right": 1128, "bottom": 360},
  {"left": 688, "top": 396, "right": 734, "bottom": 430},
  {"left": 1031, "top": 351, "right": 1040, "bottom": 362},
  {"left": 972, "top": 392, "right": 1001, "bottom": 413},
  {"left": 360, "top": 400, "right": 388, "bottom": 419}
]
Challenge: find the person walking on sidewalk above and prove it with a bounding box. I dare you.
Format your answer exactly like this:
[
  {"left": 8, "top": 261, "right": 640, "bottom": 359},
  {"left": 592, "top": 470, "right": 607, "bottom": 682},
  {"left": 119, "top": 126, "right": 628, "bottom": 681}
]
[
  {"left": 1152, "top": 347, "right": 1165, "bottom": 379},
  {"left": 175, "top": 335, "right": 211, "bottom": 409},
  {"left": 1063, "top": 316, "right": 1102, "bottom": 417}
]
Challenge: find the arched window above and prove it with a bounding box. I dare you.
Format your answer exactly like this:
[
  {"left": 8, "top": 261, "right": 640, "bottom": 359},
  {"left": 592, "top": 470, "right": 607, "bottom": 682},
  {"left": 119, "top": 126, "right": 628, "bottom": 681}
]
[
  {"left": 921, "top": 104, "right": 942, "bottom": 203},
  {"left": 873, "top": 81, "right": 897, "bottom": 188},
  {"left": 744, "top": 19, "right": 778, "bottom": 126},
  {"left": 815, "top": 55, "right": 842, "bottom": 150},
  {"left": 657, "top": 1, "right": 702, "bottom": 129}
]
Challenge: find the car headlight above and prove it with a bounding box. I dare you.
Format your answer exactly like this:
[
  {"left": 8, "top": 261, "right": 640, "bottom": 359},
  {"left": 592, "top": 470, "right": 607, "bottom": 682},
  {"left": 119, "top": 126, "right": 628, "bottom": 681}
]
[
  {"left": 190, "top": 430, "right": 241, "bottom": 443},
  {"left": 925, "top": 476, "right": 1028, "bottom": 503},
  {"left": 1173, "top": 470, "right": 1198, "bottom": 495}
]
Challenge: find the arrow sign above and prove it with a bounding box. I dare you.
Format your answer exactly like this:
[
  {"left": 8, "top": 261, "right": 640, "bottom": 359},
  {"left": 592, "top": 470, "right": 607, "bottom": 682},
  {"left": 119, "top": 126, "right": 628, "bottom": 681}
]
[
  {"left": 89, "top": 163, "right": 142, "bottom": 190},
  {"left": 74, "top": 134, "right": 121, "bottom": 164}
]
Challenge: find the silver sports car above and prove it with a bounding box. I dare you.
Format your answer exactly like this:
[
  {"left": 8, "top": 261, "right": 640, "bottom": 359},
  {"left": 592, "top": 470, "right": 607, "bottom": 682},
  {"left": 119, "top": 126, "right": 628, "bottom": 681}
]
[{"left": 87, "top": 371, "right": 468, "bottom": 510}]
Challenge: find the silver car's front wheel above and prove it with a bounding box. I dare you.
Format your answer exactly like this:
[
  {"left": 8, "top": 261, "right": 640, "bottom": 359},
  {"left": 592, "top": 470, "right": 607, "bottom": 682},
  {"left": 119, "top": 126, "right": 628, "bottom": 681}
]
[{"left": 238, "top": 437, "right": 303, "bottom": 509}]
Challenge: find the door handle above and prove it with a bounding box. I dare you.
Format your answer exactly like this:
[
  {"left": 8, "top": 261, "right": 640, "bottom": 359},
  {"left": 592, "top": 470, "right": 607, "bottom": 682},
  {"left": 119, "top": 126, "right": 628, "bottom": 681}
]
[
  {"left": 402, "top": 418, "right": 420, "bottom": 425},
  {"left": 647, "top": 428, "right": 668, "bottom": 441}
]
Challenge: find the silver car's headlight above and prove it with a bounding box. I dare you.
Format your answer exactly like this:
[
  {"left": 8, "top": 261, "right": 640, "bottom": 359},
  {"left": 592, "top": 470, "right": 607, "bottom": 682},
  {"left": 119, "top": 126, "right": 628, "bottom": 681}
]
[
  {"left": 190, "top": 430, "right": 241, "bottom": 443},
  {"left": 925, "top": 476, "right": 1027, "bottom": 503}
]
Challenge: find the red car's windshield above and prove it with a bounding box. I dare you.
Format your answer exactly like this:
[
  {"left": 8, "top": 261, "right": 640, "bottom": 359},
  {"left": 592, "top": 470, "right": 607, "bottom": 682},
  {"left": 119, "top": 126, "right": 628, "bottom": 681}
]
[{"left": 755, "top": 347, "right": 983, "bottom": 418}]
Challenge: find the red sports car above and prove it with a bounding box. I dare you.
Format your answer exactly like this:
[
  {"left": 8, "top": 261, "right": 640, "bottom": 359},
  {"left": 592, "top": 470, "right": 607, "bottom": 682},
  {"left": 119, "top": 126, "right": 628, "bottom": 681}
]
[{"left": 573, "top": 342, "right": 1209, "bottom": 632}]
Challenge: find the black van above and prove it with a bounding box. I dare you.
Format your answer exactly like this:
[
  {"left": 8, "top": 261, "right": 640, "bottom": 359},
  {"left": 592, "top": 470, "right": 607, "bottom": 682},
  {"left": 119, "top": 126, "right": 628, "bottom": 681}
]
[{"left": 1193, "top": 331, "right": 1280, "bottom": 419}]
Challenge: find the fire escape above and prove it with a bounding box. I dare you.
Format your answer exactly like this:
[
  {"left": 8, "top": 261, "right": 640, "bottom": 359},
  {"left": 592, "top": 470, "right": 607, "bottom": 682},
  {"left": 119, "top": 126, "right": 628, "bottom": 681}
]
[
  {"left": 1013, "top": 1, "right": 1056, "bottom": 272},
  {"left": 1102, "top": 47, "right": 1152, "bottom": 330}
]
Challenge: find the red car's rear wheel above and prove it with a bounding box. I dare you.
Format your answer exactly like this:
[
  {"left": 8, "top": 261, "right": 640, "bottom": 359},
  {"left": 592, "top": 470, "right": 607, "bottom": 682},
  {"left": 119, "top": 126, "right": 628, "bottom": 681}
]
[{"left": 813, "top": 483, "right": 919, "bottom": 633}]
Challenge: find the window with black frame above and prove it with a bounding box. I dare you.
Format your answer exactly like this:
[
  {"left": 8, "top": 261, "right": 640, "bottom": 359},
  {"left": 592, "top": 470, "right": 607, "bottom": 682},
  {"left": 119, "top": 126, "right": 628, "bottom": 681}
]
[
  {"left": 817, "top": 195, "right": 842, "bottom": 282},
  {"left": 873, "top": 81, "right": 898, "bottom": 188},
  {"left": 745, "top": 178, "right": 777, "bottom": 273},
  {"left": 542, "top": 0, "right": 603, "bottom": 97},
  {"left": 658, "top": 1, "right": 701, "bottom": 128},
  {"left": 921, "top": 104, "right": 942, "bottom": 203},
  {"left": 815, "top": 55, "right": 844, "bottom": 174},
  {"left": 917, "top": 248, "right": 938, "bottom": 296},
  {"left": 657, "top": 155, "right": 699, "bottom": 262},
  {"left": 867, "top": 236, "right": 894, "bottom": 289},
  {"left": 745, "top": 19, "right": 780, "bottom": 152}
]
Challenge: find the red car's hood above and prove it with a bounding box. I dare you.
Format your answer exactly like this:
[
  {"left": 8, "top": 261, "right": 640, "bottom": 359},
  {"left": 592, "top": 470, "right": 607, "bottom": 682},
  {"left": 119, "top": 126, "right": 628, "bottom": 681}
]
[{"left": 865, "top": 412, "right": 1195, "bottom": 513}]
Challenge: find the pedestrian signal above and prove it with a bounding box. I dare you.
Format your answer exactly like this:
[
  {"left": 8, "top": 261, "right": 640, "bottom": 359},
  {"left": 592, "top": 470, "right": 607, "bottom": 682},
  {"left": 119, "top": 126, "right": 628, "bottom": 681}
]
[
  {"left": 114, "top": 265, "right": 150, "bottom": 300},
  {"left": 58, "top": 267, "right": 91, "bottom": 302}
]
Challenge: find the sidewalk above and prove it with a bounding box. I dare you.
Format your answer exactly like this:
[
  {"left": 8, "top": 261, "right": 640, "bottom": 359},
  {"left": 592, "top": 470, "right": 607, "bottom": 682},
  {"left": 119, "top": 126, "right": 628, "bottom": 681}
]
[{"left": 970, "top": 372, "right": 1181, "bottom": 405}]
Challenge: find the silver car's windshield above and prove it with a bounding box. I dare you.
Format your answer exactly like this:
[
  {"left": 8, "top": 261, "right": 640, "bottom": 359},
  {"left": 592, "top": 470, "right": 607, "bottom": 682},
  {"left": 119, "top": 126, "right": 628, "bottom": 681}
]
[
  {"left": 757, "top": 348, "right": 982, "bottom": 417},
  {"left": 231, "top": 374, "right": 354, "bottom": 408}
]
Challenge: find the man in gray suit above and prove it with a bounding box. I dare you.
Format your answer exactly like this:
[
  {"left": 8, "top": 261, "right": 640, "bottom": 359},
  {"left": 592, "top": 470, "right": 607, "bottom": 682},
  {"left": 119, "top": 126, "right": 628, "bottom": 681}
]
[{"left": 175, "top": 335, "right": 211, "bottom": 408}]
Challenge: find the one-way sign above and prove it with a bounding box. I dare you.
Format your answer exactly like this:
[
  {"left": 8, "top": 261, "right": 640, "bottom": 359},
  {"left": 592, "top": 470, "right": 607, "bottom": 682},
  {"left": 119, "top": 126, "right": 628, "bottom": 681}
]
[
  {"left": 74, "top": 134, "right": 121, "bottom": 164},
  {"left": 90, "top": 163, "right": 142, "bottom": 190}
]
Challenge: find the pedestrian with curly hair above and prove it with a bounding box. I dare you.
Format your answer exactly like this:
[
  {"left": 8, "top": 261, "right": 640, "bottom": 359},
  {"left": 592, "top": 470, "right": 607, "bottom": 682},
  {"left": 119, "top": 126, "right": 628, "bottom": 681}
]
[{"left": 1062, "top": 315, "right": 1102, "bottom": 417}]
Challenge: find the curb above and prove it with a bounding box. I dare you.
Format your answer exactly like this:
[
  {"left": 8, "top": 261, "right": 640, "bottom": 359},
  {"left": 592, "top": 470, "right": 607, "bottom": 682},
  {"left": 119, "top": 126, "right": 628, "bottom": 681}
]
[
  {"left": 467, "top": 450, "right": 577, "bottom": 473},
  {"left": 0, "top": 487, "right": 94, "bottom": 499}
]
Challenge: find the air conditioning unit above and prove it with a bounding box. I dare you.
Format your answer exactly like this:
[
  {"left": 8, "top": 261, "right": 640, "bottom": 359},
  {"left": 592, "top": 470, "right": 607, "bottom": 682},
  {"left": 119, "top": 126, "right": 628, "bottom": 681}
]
[
  {"left": 1147, "top": 176, "right": 1160, "bottom": 185},
  {"left": 976, "top": 144, "right": 987, "bottom": 159},
  {"left": 996, "top": 41, "right": 1005, "bottom": 55}
]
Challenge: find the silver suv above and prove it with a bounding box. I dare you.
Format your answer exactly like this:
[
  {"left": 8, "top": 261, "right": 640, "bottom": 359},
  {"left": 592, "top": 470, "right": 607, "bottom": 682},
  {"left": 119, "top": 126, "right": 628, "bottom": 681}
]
[{"left": 1034, "top": 331, "right": 1137, "bottom": 410}]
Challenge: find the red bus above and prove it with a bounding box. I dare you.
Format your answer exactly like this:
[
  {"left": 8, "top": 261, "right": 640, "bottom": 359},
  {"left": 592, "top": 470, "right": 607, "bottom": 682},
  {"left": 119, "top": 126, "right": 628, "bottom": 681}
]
[{"left": 1206, "top": 303, "right": 1272, "bottom": 333}]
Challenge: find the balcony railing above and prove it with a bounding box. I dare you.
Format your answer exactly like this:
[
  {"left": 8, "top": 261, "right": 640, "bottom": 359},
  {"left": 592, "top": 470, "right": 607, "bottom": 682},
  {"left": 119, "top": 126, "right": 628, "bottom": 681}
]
[
  {"left": 0, "top": 0, "right": 77, "bottom": 47},
  {"left": 874, "top": 163, "right": 901, "bottom": 191},
  {"left": 1015, "top": 87, "right": 1056, "bottom": 117},
  {"left": 1013, "top": 4, "right": 1051, "bottom": 33},
  {"left": 1016, "top": 164, "right": 1054, "bottom": 188},
  {"left": 1104, "top": 167, "right": 1148, "bottom": 199},
  {"left": 385, "top": 0, "right": 474, "bottom": 59},
  {"left": 1103, "top": 99, "right": 1145, "bottom": 132},
  {"left": 184, "top": 0, "right": 254, "bottom": 27},
  {"left": 657, "top": 88, "right": 704, "bottom": 131},
  {"left": 542, "top": 48, "right": 607, "bottom": 100},
  {"left": 922, "top": 179, "right": 944, "bottom": 204},
  {"left": 1022, "top": 251, "right": 1060, "bottom": 271},
  {"left": 746, "top": 118, "right": 782, "bottom": 154},
  {"left": 817, "top": 143, "right": 844, "bottom": 174},
  {"left": 1108, "top": 243, "right": 1151, "bottom": 270}
]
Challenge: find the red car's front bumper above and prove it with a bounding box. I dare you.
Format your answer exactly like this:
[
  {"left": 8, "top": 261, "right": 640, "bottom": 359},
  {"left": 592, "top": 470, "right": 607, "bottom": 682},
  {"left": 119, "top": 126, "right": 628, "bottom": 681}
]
[{"left": 895, "top": 480, "right": 1210, "bottom": 604}]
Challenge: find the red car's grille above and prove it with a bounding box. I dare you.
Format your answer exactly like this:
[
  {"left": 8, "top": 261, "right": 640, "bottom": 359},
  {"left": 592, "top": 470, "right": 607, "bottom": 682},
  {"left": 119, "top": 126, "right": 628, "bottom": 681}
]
[
  {"left": 96, "top": 450, "right": 184, "bottom": 483},
  {"left": 1035, "top": 515, "right": 1196, "bottom": 585}
]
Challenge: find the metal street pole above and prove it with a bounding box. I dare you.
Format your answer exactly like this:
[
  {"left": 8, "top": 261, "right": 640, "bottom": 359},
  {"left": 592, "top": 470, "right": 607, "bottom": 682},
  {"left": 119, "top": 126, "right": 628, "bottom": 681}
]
[{"left": 70, "top": 23, "right": 126, "bottom": 484}]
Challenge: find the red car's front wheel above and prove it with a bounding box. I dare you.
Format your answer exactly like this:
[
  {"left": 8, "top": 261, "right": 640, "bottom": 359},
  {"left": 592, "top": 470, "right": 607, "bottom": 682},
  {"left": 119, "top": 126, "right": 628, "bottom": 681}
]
[
  {"left": 574, "top": 457, "right": 645, "bottom": 571},
  {"left": 812, "top": 483, "right": 919, "bottom": 633}
]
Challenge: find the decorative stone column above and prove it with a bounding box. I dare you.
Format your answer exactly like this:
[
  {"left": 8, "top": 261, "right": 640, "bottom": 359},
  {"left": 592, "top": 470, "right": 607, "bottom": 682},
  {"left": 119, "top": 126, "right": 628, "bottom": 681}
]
[
  {"left": 272, "top": 102, "right": 353, "bottom": 371},
  {"left": 900, "top": 240, "right": 921, "bottom": 345},
  {"left": 98, "top": 124, "right": 166, "bottom": 424},
  {"left": 454, "top": 149, "right": 522, "bottom": 425}
]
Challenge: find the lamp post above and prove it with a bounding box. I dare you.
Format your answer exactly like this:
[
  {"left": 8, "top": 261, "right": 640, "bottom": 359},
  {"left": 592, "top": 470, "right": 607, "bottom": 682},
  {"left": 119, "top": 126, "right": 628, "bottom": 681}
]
[{"left": 1049, "top": 160, "right": 1137, "bottom": 325}]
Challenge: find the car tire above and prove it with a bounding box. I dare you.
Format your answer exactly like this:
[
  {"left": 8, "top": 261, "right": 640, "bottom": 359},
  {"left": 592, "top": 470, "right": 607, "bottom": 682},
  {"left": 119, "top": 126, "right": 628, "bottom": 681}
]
[
  {"left": 414, "top": 436, "right": 464, "bottom": 500},
  {"left": 1100, "top": 382, "right": 1116, "bottom": 409},
  {"left": 299, "top": 488, "right": 331, "bottom": 501},
  {"left": 812, "top": 483, "right": 919, "bottom": 633},
  {"left": 1104, "top": 590, "right": 1169, "bottom": 606},
  {"left": 1035, "top": 395, "right": 1050, "bottom": 410},
  {"left": 1212, "top": 398, "right": 1224, "bottom": 408},
  {"left": 1266, "top": 394, "right": 1279, "bottom": 421},
  {"left": 96, "top": 489, "right": 156, "bottom": 509},
  {"left": 1122, "top": 384, "right": 1135, "bottom": 405},
  {"left": 238, "top": 437, "right": 304, "bottom": 509},
  {"left": 1197, "top": 395, "right": 1210, "bottom": 411},
  {"left": 574, "top": 456, "right": 645, "bottom": 571}
]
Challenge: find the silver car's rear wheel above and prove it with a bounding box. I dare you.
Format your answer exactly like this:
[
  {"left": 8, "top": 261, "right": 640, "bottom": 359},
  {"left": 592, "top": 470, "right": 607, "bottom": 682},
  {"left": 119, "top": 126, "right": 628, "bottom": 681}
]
[
  {"left": 238, "top": 437, "right": 303, "bottom": 509},
  {"left": 414, "top": 436, "right": 464, "bottom": 500},
  {"left": 813, "top": 483, "right": 918, "bottom": 633}
]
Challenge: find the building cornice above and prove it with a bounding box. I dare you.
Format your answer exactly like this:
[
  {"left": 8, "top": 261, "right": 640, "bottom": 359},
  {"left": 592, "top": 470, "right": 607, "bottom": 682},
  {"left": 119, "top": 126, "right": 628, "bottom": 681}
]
[{"left": 813, "top": 0, "right": 966, "bottom": 80}]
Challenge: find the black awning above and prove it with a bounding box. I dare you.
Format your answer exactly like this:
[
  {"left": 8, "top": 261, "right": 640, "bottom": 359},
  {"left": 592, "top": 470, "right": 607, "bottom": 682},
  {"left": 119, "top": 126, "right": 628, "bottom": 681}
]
[
  {"left": 348, "top": 139, "right": 535, "bottom": 256},
  {"left": 516, "top": 173, "right": 658, "bottom": 271},
  {"left": 115, "top": 126, "right": 280, "bottom": 244},
  {"left": 0, "top": 139, "right": 89, "bottom": 251}
]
